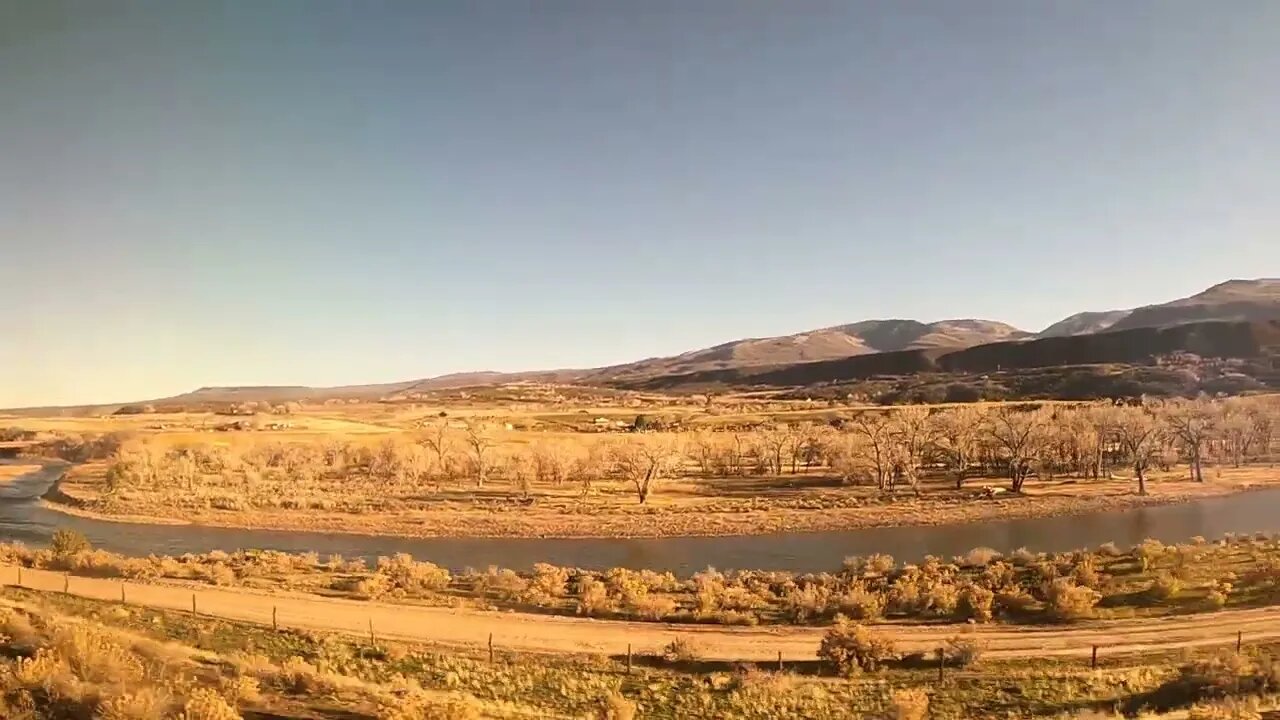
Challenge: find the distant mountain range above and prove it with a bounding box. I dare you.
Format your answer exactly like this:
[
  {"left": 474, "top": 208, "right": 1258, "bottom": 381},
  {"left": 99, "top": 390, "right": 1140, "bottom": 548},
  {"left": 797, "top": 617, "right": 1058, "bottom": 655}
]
[{"left": 6, "top": 278, "right": 1280, "bottom": 412}]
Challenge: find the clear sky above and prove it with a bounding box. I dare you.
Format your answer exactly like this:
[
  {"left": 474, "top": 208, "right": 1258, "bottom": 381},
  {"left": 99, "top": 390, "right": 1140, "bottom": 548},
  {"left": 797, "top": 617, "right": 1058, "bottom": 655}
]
[{"left": 2, "top": 1, "right": 1278, "bottom": 407}]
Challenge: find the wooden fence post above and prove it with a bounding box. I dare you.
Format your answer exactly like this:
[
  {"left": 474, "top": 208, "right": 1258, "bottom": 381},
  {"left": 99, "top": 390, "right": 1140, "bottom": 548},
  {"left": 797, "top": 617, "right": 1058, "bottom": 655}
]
[
  {"left": 15, "top": 566, "right": 21, "bottom": 586},
  {"left": 191, "top": 593, "right": 197, "bottom": 616},
  {"left": 626, "top": 644, "right": 632, "bottom": 674},
  {"left": 1091, "top": 645, "right": 1098, "bottom": 669},
  {"left": 63, "top": 574, "right": 69, "bottom": 593},
  {"left": 1237, "top": 631, "right": 1243, "bottom": 653},
  {"left": 488, "top": 633, "right": 494, "bottom": 663},
  {"left": 368, "top": 618, "right": 375, "bottom": 645},
  {"left": 777, "top": 650, "right": 784, "bottom": 672},
  {"left": 272, "top": 606, "right": 278, "bottom": 632},
  {"left": 937, "top": 648, "right": 945, "bottom": 683},
  {"left": 120, "top": 584, "right": 126, "bottom": 604}
]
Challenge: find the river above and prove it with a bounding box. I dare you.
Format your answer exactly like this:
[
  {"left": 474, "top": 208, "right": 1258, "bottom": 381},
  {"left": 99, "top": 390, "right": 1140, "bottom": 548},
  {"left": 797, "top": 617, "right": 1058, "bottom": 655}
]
[{"left": 2, "top": 461, "right": 1278, "bottom": 574}]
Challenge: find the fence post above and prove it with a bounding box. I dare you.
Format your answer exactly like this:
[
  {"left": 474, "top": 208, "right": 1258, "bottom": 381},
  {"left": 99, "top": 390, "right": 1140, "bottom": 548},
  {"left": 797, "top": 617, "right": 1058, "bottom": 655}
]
[
  {"left": 1091, "top": 645, "right": 1098, "bottom": 669},
  {"left": 121, "top": 584, "right": 126, "bottom": 604},
  {"left": 368, "top": 618, "right": 375, "bottom": 645},
  {"left": 626, "top": 644, "right": 632, "bottom": 674},
  {"left": 191, "top": 593, "right": 197, "bottom": 616},
  {"left": 1237, "top": 631, "right": 1242, "bottom": 653},
  {"left": 937, "top": 648, "right": 944, "bottom": 683},
  {"left": 15, "top": 566, "right": 21, "bottom": 586},
  {"left": 63, "top": 574, "right": 69, "bottom": 593},
  {"left": 272, "top": 606, "right": 278, "bottom": 632},
  {"left": 777, "top": 650, "right": 784, "bottom": 672},
  {"left": 488, "top": 633, "right": 494, "bottom": 664}
]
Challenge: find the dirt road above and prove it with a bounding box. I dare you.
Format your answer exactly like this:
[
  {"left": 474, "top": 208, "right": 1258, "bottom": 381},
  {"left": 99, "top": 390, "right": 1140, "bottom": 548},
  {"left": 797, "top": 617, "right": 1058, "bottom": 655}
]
[{"left": 4, "top": 564, "right": 1277, "bottom": 662}]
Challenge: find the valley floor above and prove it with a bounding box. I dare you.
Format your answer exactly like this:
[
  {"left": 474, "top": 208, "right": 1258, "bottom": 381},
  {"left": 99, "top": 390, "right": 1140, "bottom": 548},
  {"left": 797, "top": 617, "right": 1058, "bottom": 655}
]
[{"left": 44, "top": 463, "right": 1280, "bottom": 539}]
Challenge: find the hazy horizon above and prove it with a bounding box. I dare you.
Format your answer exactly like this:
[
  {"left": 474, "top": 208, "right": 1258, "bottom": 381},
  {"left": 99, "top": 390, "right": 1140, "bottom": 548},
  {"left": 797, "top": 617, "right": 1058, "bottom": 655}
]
[{"left": 4, "top": 2, "right": 1279, "bottom": 407}]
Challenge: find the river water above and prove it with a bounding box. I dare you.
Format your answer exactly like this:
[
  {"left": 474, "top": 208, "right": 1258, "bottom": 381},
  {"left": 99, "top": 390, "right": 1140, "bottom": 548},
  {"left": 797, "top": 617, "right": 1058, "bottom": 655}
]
[{"left": 2, "top": 462, "right": 1278, "bottom": 574}]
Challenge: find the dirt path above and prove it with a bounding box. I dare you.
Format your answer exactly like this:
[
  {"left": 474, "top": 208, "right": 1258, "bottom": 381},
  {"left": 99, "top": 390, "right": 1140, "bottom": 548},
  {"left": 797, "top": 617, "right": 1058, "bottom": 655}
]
[{"left": 4, "top": 564, "right": 1278, "bottom": 662}]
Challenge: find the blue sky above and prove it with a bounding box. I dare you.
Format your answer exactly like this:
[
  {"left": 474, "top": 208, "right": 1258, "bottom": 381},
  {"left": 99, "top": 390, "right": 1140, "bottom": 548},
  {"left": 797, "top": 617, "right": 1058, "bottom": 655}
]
[{"left": 2, "top": 1, "right": 1278, "bottom": 407}]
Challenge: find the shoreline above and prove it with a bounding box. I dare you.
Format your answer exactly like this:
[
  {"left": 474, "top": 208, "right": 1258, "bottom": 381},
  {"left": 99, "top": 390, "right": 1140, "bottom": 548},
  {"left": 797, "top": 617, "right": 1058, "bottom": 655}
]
[{"left": 36, "top": 474, "right": 1280, "bottom": 540}]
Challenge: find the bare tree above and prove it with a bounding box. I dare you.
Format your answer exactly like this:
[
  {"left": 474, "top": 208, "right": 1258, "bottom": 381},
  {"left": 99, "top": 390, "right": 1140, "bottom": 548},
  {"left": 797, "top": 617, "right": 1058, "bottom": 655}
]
[
  {"left": 758, "top": 426, "right": 789, "bottom": 476},
  {"left": 889, "top": 407, "right": 934, "bottom": 495},
  {"left": 1162, "top": 398, "right": 1216, "bottom": 482},
  {"left": 932, "top": 406, "right": 982, "bottom": 488},
  {"left": 462, "top": 422, "right": 495, "bottom": 487},
  {"left": 848, "top": 412, "right": 895, "bottom": 490},
  {"left": 1112, "top": 403, "right": 1164, "bottom": 496},
  {"left": 986, "top": 405, "right": 1050, "bottom": 493},
  {"left": 419, "top": 421, "right": 457, "bottom": 480},
  {"left": 610, "top": 437, "right": 684, "bottom": 504}
]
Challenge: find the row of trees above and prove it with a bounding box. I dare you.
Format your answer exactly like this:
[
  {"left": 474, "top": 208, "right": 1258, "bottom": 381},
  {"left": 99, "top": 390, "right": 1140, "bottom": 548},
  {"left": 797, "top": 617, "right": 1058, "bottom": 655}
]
[{"left": 98, "top": 396, "right": 1276, "bottom": 505}]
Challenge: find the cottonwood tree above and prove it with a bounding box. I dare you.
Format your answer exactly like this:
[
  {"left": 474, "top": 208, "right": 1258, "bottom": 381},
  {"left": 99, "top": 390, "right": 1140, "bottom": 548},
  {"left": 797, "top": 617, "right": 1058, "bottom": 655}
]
[
  {"left": 1162, "top": 398, "right": 1216, "bottom": 482},
  {"left": 419, "top": 421, "right": 457, "bottom": 481},
  {"left": 986, "top": 405, "right": 1050, "bottom": 493},
  {"left": 932, "top": 406, "right": 981, "bottom": 488},
  {"left": 610, "top": 437, "right": 684, "bottom": 504},
  {"left": 462, "top": 421, "right": 496, "bottom": 487},
  {"left": 1112, "top": 403, "right": 1164, "bottom": 496},
  {"left": 758, "top": 426, "right": 789, "bottom": 476},
  {"left": 889, "top": 407, "right": 934, "bottom": 495},
  {"left": 848, "top": 412, "right": 895, "bottom": 490}
]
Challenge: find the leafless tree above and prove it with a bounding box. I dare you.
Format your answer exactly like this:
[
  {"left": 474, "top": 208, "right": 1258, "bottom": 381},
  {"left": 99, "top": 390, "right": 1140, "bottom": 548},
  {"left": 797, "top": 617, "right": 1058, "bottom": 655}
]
[
  {"left": 463, "top": 421, "right": 495, "bottom": 487},
  {"left": 610, "top": 437, "right": 684, "bottom": 504},
  {"left": 1112, "top": 402, "right": 1164, "bottom": 496},
  {"left": 986, "top": 405, "right": 1050, "bottom": 493},
  {"left": 848, "top": 412, "right": 895, "bottom": 490},
  {"left": 1162, "top": 398, "right": 1216, "bottom": 482},
  {"left": 932, "top": 406, "right": 981, "bottom": 488}
]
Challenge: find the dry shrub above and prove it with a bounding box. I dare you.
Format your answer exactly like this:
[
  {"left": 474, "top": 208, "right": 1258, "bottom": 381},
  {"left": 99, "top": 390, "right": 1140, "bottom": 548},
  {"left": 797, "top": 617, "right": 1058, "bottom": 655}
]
[
  {"left": 1135, "top": 539, "right": 1167, "bottom": 571},
  {"left": 661, "top": 637, "right": 700, "bottom": 664},
  {"left": 204, "top": 563, "right": 237, "bottom": 587},
  {"left": 98, "top": 687, "right": 172, "bottom": 720},
  {"left": 380, "top": 693, "right": 481, "bottom": 720},
  {"left": 218, "top": 675, "right": 261, "bottom": 705},
  {"left": 889, "top": 687, "right": 929, "bottom": 720},
  {"left": 865, "top": 554, "right": 896, "bottom": 575},
  {"left": 835, "top": 584, "right": 885, "bottom": 621},
  {"left": 1043, "top": 579, "right": 1100, "bottom": 622},
  {"left": 817, "top": 614, "right": 895, "bottom": 676},
  {"left": 784, "top": 583, "right": 831, "bottom": 623},
  {"left": 925, "top": 583, "right": 959, "bottom": 617},
  {"left": 1010, "top": 547, "right": 1038, "bottom": 565},
  {"left": 995, "top": 588, "right": 1037, "bottom": 616},
  {"left": 959, "top": 547, "right": 1001, "bottom": 568},
  {"left": 1187, "top": 697, "right": 1262, "bottom": 720},
  {"left": 942, "top": 635, "right": 983, "bottom": 667},
  {"left": 355, "top": 574, "right": 391, "bottom": 599},
  {"left": 1097, "top": 541, "right": 1122, "bottom": 557},
  {"left": 1147, "top": 572, "right": 1182, "bottom": 602},
  {"left": 631, "top": 594, "right": 677, "bottom": 620},
  {"left": 51, "top": 624, "right": 145, "bottom": 685},
  {"left": 958, "top": 584, "right": 994, "bottom": 623},
  {"left": 575, "top": 577, "right": 614, "bottom": 616},
  {"left": 1072, "top": 557, "right": 1101, "bottom": 589},
  {"left": 597, "top": 691, "right": 637, "bottom": 720},
  {"left": 376, "top": 554, "right": 451, "bottom": 595},
  {"left": 475, "top": 567, "right": 527, "bottom": 602},
  {"left": 175, "top": 687, "right": 242, "bottom": 720},
  {"left": 522, "top": 563, "right": 569, "bottom": 604}
]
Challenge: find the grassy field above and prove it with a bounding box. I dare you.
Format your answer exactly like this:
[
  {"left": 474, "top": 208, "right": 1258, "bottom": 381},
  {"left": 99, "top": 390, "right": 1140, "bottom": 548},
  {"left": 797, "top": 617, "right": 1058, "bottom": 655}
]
[{"left": 3, "top": 583, "right": 1280, "bottom": 719}]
